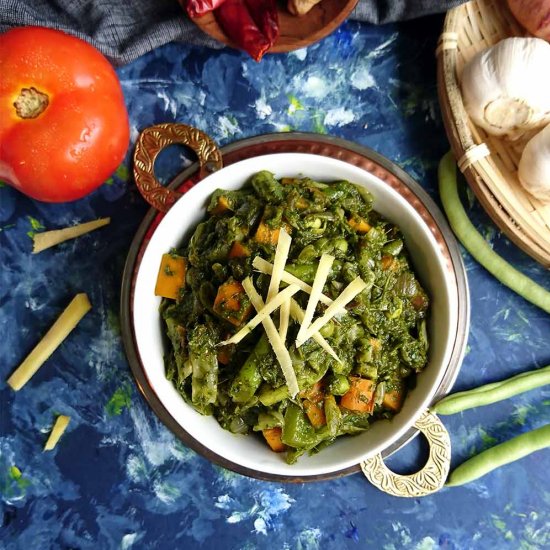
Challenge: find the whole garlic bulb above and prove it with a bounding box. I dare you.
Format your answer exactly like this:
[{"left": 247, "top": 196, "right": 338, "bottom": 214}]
[
  {"left": 518, "top": 123, "right": 550, "bottom": 202},
  {"left": 461, "top": 37, "right": 550, "bottom": 140}
]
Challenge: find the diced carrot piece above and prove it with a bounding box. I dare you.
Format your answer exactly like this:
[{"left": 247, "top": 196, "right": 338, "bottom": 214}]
[
  {"left": 154, "top": 253, "right": 186, "bottom": 300},
  {"left": 381, "top": 254, "right": 395, "bottom": 270},
  {"left": 217, "top": 346, "right": 232, "bottom": 365},
  {"left": 213, "top": 280, "right": 252, "bottom": 326},
  {"left": 382, "top": 388, "right": 405, "bottom": 412},
  {"left": 299, "top": 380, "right": 324, "bottom": 403},
  {"left": 263, "top": 427, "right": 286, "bottom": 452},
  {"left": 214, "top": 280, "right": 244, "bottom": 312},
  {"left": 303, "top": 399, "right": 327, "bottom": 428},
  {"left": 296, "top": 197, "right": 309, "bottom": 210},
  {"left": 210, "top": 195, "right": 232, "bottom": 215},
  {"left": 228, "top": 241, "right": 251, "bottom": 259},
  {"left": 255, "top": 220, "right": 280, "bottom": 245},
  {"left": 340, "top": 377, "right": 375, "bottom": 413},
  {"left": 411, "top": 293, "right": 429, "bottom": 312},
  {"left": 348, "top": 215, "right": 371, "bottom": 233}
]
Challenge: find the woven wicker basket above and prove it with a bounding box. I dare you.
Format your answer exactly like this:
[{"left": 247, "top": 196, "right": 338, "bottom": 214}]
[{"left": 437, "top": 0, "right": 550, "bottom": 268}]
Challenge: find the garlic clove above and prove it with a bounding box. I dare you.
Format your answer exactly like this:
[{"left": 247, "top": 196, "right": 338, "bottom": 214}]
[
  {"left": 461, "top": 37, "right": 550, "bottom": 140},
  {"left": 518, "top": 123, "right": 550, "bottom": 203},
  {"left": 484, "top": 98, "right": 534, "bottom": 131}
]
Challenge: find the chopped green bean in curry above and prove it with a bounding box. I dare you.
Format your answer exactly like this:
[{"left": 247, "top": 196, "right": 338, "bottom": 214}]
[{"left": 158, "top": 171, "right": 430, "bottom": 463}]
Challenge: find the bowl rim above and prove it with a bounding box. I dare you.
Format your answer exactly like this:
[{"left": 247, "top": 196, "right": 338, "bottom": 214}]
[{"left": 120, "top": 132, "right": 470, "bottom": 482}]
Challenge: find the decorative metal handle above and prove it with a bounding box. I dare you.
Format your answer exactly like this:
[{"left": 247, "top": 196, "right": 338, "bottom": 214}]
[
  {"left": 361, "top": 410, "right": 451, "bottom": 497},
  {"left": 133, "top": 123, "right": 223, "bottom": 212}
]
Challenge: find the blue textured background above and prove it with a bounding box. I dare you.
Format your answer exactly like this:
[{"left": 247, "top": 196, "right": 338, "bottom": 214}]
[{"left": 2, "top": 15, "right": 550, "bottom": 549}]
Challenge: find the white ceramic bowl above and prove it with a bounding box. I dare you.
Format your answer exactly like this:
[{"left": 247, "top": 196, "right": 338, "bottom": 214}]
[{"left": 127, "top": 151, "right": 468, "bottom": 480}]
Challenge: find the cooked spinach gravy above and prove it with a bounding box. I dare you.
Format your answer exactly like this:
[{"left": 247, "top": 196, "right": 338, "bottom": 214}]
[{"left": 159, "top": 171, "right": 429, "bottom": 463}]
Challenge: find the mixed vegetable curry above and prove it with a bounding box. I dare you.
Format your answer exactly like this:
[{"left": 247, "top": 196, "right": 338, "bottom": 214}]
[{"left": 155, "top": 171, "right": 430, "bottom": 463}]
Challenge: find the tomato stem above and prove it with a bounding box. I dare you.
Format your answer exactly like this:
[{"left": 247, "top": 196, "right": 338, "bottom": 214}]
[{"left": 13, "top": 87, "right": 49, "bottom": 119}]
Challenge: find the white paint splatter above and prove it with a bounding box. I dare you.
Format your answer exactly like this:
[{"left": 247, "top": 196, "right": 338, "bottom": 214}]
[
  {"left": 253, "top": 517, "right": 267, "bottom": 535},
  {"left": 153, "top": 479, "right": 182, "bottom": 504},
  {"left": 415, "top": 537, "right": 437, "bottom": 550},
  {"left": 291, "top": 48, "right": 308, "bottom": 61},
  {"left": 269, "top": 122, "right": 291, "bottom": 132},
  {"left": 296, "top": 528, "right": 322, "bottom": 549},
  {"left": 126, "top": 454, "right": 148, "bottom": 483},
  {"left": 351, "top": 67, "right": 376, "bottom": 90},
  {"left": 217, "top": 115, "right": 241, "bottom": 139},
  {"left": 157, "top": 90, "right": 177, "bottom": 118},
  {"left": 255, "top": 97, "right": 272, "bottom": 119},
  {"left": 24, "top": 297, "right": 44, "bottom": 312},
  {"left": 86, "top": 316, "right": 123, "bottom": 381},
  {"left": 301, "top": 76, "right": 329, "bottom": 99},
  {"left": 389, "top": 522, "right": 412, "bottom": 547},
  {"left": 130, "top": 124, "right": 140, "bottom": 144},
  {"left": 121, "top": 533, "right": 140, "bottom": 550},
  {"left": 129, "top": 406, "right": 178, "bottom": 467},
  {"left": 215, "top": 488, "right": 294, "bottom": 533},
  {"left": 324, "top": 108, "right": 355, "bottom": 127},
  {"left": 368, "top": 33, "right": 398, "bottom": 59}
]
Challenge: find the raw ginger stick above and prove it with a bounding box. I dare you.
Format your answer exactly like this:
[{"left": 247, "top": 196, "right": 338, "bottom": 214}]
[
  {"left": 7, "top": 293, "right": 92, "bottom": 390},
  {"left": 44, "top": 415, "right": 71, "bottom": 451},
  {"left": 32, "top": 218, "right": 110, "bottom": 253}
]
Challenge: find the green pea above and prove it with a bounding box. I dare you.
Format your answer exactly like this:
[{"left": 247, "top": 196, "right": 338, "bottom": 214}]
[
  {"left": 304, "top": 217, "right": 323, "bottom": 229},
  {"left": 333, "top": 238, "right": 349, "bottom": 254}
]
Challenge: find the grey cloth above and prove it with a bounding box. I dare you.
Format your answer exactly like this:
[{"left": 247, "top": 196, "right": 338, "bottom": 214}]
[{"left": 0, "top": 0, "right": 463, "bottom": 65}]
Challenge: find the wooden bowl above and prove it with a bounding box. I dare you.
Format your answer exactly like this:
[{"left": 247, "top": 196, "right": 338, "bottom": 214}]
[
  {"left": 437, "top": 0, "right": 550, "bottom": 268},
  {"left": 182, "top": 0, "right": 359, "bottom": 53}
]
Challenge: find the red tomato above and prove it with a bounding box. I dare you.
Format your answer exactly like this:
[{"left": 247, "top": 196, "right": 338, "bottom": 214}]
[{"left": 0, "top": 27, "right": 130, "bottom": 202}]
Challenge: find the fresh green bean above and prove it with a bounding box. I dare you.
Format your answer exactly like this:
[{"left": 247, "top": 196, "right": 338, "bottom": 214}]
[
  {"left": 188, "top": 325, "right": 218, "bottom": 413},
  {"left": 281, "top": 403, "right": 317, "bottom": 448},
  {"left": 432, "top": 364, "right": 550, "bottom": 415},
  {"left": 228, "top": 335, "right": 268, "bottom": 403},
  {"left": 324, "top": 395, "right": 342, "bottom": 437},
  {"left": 382, "top": 239, "right": 403, "bottom": 256},
  {"left": 438, "top": 152, "right": 550, "bottom": 314},
  {"left": 258, "top": 384, "right": 289, "bottom": 406},
  {"left": 446, "top": 424, "right": 550, "bottom": 486},
  {"left": 284, "top": 261, "right": 342, "bottom": 284},
  {"left": 254, "top": 410, "right": 284, "bottom": 431},
  {"left": 327, "top": 374, "right": 350, "bottom": 396},
  {"left": 250, "top": 171, "right": 285, "bottom": 203}
]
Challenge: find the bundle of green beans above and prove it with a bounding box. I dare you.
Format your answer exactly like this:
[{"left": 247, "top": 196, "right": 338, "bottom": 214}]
[
  {"left": 431, "top": 365, "right": 550, "bottom": 486},
  {"left": 436, "top": 153, "right": 550, "bottom": 487}
]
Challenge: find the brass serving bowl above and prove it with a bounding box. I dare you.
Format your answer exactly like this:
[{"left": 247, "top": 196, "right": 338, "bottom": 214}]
[{"left": 121, "top": 126, "right": 470, "bottom": 492}]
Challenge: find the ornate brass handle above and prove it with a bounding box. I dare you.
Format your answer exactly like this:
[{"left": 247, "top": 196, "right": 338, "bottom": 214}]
[
  {"left": 361, "top": 410, "right": 451, "bottom": 497},
  {"left": 133, "top": 123, "right": 223, "bottom": 212}
]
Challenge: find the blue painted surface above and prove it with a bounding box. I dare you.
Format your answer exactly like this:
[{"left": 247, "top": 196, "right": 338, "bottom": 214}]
[{"left": 1, "top": 15, "right": 550, "bottom": 549}]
